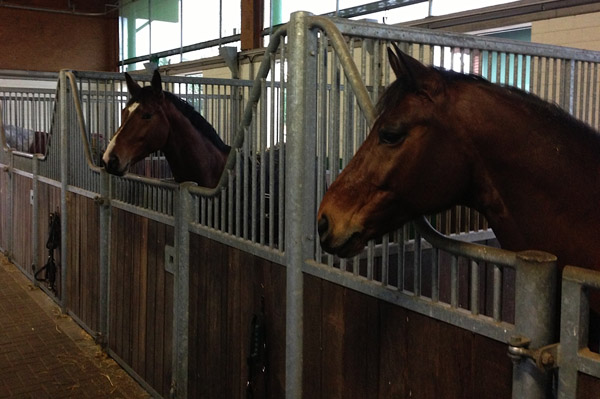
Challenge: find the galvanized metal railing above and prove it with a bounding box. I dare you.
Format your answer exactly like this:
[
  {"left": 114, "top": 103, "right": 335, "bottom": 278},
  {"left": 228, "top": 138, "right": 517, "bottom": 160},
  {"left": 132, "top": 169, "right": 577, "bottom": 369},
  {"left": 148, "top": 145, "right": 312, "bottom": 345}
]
[{"left": 558, "top": 266, "right": 600, "bottom": 398}]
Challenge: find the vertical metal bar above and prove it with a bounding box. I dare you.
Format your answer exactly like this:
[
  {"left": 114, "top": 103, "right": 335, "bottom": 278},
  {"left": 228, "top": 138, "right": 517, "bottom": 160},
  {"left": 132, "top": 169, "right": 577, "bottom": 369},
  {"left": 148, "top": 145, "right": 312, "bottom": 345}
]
[
  {"left": 285, "top": 11, "right": 318, "bottom": 398},
  {"left": 397, "top": 226, "right": 405, "bottom": 291},
  {"left": 59, "top": 71, "right": 69, "bottom": 311},
  {"left": 558, "top": 266, "right": 592, "bottom": 399},
  {"left": 31, "top": 155, "right": 39, "bottom": 279},
  {"left": 260, "top": 79, "right": 267, "bottom": 244},
  {"left": 98, "top": 170, "right": 111, "bottom": 346},
  {"left": 450, "top": 255, "right": 458, "bottom": 308},
  {"left": 512, "top": 251, "right": 557, "bottom": 399},
  {"left": 413, "top": 230, "right": 421, "bottom": 296},
  {"left": 172, "top": 182, "right": 194, "bottom": 399},
  {"left": 431, "top": 247, "right": 439, "bottom": 302},
  {"left": 492, "top": 264, "right": 502, "bottom": 322},
  {"left": 470, "top": 260, "right": 479, "bottom": 315}
]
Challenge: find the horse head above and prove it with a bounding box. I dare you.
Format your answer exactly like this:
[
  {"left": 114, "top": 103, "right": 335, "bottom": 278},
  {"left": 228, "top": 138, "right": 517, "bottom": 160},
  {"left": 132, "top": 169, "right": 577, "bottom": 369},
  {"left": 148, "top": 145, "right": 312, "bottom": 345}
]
[
  {"left": 318, "top": 45, "right": 474, "bottom": 258},
  {"left": 102, "top": 70, "right": 170, "bottom": 176}
]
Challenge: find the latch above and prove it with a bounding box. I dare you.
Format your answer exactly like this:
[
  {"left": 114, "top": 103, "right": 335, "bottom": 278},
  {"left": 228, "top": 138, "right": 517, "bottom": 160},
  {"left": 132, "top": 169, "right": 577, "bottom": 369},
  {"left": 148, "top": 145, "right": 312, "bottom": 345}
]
[
  {"left": 508, "top": 335, "right": 559, "bottom": 371},
  {"left": 93, "top": 195, "right": 110, "bottom": 207}
]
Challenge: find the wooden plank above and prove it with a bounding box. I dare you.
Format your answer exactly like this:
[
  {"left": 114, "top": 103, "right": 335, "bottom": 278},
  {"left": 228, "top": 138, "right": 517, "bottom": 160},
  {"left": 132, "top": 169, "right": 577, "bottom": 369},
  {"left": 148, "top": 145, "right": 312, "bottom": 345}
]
[
  {"left": 153, "top": 221, "right": 166, "bottom": 396},
  {"left": 163, "top": 225, "right": 174, "bottom": 396},
  {"left": 136, "top": 216, "right": 149, "bottom": 378},
  {"left": 130, "top": 218, "right": 148, "bottom": 372},
  {"left": 226, "top": 246, "right": 243, "bottom": 399},
  {"left": 240, "top": 0, "right": 264, "bottom": 50},
  {"left": 188, "top": 233, "right": 203, "bottom": 399},
  {"left": 578, "top": 373, "right": 600, "bottom": 398},
  {"left": 122, "top": 211, "right": 134, "bottom": 365},
  {"left": 130, "top": 213, "right": 141, "bottom": 373},
  {"left": 204, "top": 236, "right": 227, "bottom": 398},
  {"left": 303, "top": 274, "right": 323, "bottom": 398},
  {"left": 261, "top": 258, "right": 286, "bottom": 398},
  {"left": 108, "top": 207, "right": 120, "bottom": 351},
  {"left": 320, "top": 280, "right": 346, "bottom": 398},
  {"left": 144, "top": 218, "right": 158, "bottom": 383}
]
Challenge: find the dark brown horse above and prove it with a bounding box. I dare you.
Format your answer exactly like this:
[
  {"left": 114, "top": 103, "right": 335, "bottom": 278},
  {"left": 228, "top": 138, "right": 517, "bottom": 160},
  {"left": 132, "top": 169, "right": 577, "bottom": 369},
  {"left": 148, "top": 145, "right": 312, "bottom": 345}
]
[
  {"left": 318, "top": 45, "right": 600, "bottom": 279},
  {"left": 102, "top": 70, "right": 230, "bottom": 187}
]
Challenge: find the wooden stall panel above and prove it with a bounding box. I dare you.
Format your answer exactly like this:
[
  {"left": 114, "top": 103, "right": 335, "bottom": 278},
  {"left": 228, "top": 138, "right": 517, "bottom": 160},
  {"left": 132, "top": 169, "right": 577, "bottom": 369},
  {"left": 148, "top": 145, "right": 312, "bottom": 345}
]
[
  {"left": 66, "top": 193, "right": 100, "bottom": 332},
  {"left": 109, "top": 208, "right": 174, "bottom": 398},
  {"left": 302, "top": 275, "right": 513, "bottom": 399},
  {"left": 34, "top": 182, "right": 61, "bottom": 296},
  {"left": 12, "top": 174, "right": 33, "bottom": 272},
  {"left": 0, "top": 168, "right": 9, "bottom": 252},
  {"left": 188, "top": 234, "right": 286, "bottom": 399}
]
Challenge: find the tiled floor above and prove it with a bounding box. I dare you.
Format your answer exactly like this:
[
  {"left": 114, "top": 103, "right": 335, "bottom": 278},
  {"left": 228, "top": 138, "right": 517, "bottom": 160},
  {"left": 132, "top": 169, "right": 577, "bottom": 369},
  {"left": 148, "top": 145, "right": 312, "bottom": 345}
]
[{"left": 0, "top": 254, "right": 151, "bottom": 399}]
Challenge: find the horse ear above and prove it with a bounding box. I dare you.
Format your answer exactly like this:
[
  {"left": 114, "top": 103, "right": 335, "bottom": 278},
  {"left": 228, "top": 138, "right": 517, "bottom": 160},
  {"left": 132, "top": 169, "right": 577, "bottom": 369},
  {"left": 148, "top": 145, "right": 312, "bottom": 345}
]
[
  {"left": 151, "top": 70, "right": 163, "bottom": 96},
  {"left": 388, "top": 44, "right": 428, "bottom": 82},
  {"left": 388, "top": 43, "right": 444, "bottom": 99},
  {"left": 125, "top": 73, "right": 142, "bottom": 98}
]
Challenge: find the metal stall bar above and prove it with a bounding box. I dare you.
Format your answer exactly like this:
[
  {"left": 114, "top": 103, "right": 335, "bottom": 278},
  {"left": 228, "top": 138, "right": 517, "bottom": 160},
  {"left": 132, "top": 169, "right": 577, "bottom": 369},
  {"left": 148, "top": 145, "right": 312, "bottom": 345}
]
[
  {"left": 171, "top": 181, "right": 195, "bottom": 399},
  {"left": 59, "top": 71, "right": 69, "bottom": 311},
  {"left": 558, "top": 266, "right": 600, "bottom": 398},
  {"left": 285, "top": 11, "right": 319, "bottom": 398}
]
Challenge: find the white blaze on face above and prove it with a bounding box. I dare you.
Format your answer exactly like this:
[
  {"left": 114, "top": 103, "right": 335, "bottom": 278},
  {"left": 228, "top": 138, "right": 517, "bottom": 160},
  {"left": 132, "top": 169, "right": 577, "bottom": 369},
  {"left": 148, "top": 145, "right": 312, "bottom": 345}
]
[{"left": 102, "top": 102, "right": 140, "bottom": 165}]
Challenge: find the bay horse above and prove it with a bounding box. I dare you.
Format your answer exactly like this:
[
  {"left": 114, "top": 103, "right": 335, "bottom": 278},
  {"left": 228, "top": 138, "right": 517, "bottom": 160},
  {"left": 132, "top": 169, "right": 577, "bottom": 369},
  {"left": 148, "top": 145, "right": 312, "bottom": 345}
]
[
  {"left": 102, "top": 70, "right": 231, "bottom": 188},
  {"left": 318, "top": 45, "right": 600, "bottom": 278}
]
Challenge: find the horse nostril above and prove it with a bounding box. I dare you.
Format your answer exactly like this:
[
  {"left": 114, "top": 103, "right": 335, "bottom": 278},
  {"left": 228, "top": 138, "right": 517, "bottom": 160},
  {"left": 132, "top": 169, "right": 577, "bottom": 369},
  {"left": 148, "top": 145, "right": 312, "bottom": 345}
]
[
  {"left": 108, "top": 154, "right": 119, "bottom": 170},
  {"left": 318, "top": 214, "right": 330, "bottom": 239}
]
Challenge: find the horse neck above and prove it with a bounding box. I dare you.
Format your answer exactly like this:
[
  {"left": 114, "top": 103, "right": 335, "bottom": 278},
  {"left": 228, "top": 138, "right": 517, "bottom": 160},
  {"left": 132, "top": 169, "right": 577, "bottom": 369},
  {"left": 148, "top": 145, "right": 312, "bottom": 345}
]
[
  {"left": 458, "top": 83, "right": 600, "bottom": 268},
  {"left": 162, "top": 102, "right": 230, "bottom": 187}
]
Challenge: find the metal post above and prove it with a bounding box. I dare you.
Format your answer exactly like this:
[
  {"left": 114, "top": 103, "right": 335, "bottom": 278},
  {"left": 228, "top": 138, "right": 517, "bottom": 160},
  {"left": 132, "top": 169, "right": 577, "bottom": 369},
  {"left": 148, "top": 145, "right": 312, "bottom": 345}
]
[
  {"left": 285, "top": 11, "right": 318, "bottom": 399},
  {"left": 171, "top": 182, "right": 194, "bottom": 398},
  {"left": 6, "top": 150, "right": 13, "bottom": 261},
  {"left": 98, "top": 169, "right": 111, "bottom": 346},
  {"left": 558, "top": 266, "right": 600, "bottom": 398},
  {"left": 31, "top": 154, "right": 39, "bottom": 281},
  {"left": 512, "top": 250, "right": 558, "bottom": 399},
  {"left": 59, "top": 71, "right": 69, "bottom": 311}
]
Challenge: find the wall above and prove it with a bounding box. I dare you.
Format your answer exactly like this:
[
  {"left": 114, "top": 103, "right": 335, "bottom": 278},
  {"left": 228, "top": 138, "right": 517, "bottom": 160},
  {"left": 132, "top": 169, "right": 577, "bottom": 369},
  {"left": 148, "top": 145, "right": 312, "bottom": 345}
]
[
  {"left": 532, "top": 11, "right": 600, "bottom": 51},
  {"left": 0, "top": 1, "right": 118, "bottom": 72}
]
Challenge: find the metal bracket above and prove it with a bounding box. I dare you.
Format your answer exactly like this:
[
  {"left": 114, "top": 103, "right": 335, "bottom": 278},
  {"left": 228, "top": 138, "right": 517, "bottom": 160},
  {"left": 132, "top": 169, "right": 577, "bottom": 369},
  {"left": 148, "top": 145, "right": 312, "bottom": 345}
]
[
  {"left": 164, "top": 245, "right": 176, "bottom": 275},
  {"left": 508, "top": 335, "right": 559, "bottom": 371},
  {"left": 93, "top": 195, "right": 110, "bottom": 207}
]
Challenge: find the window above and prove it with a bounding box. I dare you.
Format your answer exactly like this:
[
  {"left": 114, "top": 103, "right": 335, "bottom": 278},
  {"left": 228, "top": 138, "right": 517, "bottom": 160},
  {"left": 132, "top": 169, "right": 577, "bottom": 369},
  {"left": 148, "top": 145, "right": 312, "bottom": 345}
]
[{"left": 120, "top": 0, "right": 241, "bottom": 71}]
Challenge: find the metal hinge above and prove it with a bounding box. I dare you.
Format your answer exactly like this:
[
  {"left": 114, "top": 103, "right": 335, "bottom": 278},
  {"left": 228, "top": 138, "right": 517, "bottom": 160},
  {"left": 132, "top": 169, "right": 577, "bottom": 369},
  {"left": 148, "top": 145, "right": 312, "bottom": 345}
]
[{"left": 508, "top": 335, "right": 559, "bottom": 371}]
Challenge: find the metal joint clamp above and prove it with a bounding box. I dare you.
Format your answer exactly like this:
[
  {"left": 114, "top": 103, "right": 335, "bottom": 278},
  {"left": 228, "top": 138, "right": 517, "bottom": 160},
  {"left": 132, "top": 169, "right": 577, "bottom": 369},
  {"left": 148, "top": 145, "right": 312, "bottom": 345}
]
[{"left": 508, "top": 335, "right": 558, "bottom": 371}]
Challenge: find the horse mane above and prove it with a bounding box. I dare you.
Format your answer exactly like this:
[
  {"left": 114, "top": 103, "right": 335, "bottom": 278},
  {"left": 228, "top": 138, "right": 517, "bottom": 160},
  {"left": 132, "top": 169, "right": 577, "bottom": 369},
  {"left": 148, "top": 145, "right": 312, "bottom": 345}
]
[
  {"left": 163, "top": 91, "right": 231, "bottom": 153},
  {"left": 377, "top": 65, "right": 600, "bottom": 141}
]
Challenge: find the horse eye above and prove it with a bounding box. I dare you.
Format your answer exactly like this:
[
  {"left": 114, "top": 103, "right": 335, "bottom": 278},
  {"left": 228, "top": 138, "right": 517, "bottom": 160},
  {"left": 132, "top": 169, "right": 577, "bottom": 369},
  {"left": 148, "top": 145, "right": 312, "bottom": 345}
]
[
  {"left": 378, "top": 128, "right": 407, "bottom": 145},
  {"left": 141, "top": 113, "right": 152, "bottom": 120}
]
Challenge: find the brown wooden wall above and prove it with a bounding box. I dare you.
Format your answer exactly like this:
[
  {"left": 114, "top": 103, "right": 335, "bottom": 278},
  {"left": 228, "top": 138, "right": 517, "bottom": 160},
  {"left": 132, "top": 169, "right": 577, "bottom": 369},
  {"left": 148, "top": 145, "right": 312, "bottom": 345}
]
[
  {"left": 0, "top": 0, "right": 118, "bottom": 72},
  {"left": 11, "top": 174, "right": 33, "bottom": 269},
  {"left": 109, "top": 208, "right": 174, "bottom": 398},
  {"left": 188, "top": 234, "right": 286, "bottom": 398},
  {"left": 35, "top": 181, "right": 61, "bottom": 294},
  {"left": 0, "top": 169, "right": 8, "bottom": 252},
  {"left": 188, "top": 234, "right": 514, "bottom": 399},
  {"left": 66, "top": 192, "right": 100, "bottom": 331},
  {"left": 4, "top": 176, "right": 600, "bottom": 397}
]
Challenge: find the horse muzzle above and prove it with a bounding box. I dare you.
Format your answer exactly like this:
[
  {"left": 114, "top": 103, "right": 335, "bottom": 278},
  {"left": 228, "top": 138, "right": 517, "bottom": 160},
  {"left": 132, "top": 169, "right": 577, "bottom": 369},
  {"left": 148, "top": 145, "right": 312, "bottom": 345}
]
[
  {"left": 102, "top": 153, "right": 127, "bottom": 176},
  {"left": 317, "top": 213, "right": 366, "bottom": 258}
]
